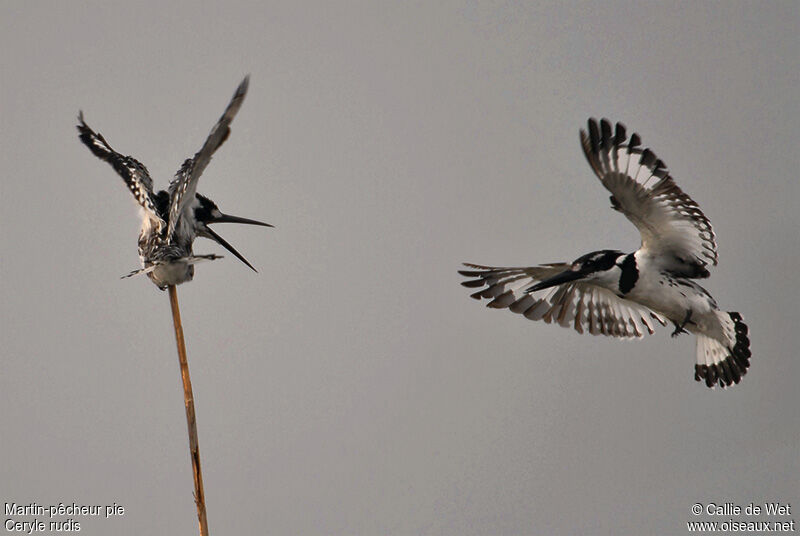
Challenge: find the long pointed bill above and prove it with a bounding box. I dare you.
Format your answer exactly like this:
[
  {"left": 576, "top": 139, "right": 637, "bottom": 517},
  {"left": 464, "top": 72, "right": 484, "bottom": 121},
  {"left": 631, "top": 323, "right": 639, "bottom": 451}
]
[
  {"left": 209, "top": 213, "right": 274, "bottom": 227},
  {"left": 203, "top": 226, "right": 259, "bottom": 272},
  {"left": 525, "top": 269, "right": 584, "bottom": 293}
]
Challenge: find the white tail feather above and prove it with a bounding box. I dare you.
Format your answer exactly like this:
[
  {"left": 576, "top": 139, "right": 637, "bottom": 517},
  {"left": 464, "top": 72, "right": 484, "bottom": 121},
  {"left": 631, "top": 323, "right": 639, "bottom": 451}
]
[{"left": 694, "top": 312, "right": 750, "bottom": 389}]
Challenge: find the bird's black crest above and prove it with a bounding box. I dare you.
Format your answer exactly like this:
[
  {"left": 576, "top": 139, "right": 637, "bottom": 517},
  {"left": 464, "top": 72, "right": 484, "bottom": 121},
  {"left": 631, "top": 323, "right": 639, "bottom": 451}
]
[
  {"left": 572, "top": 250, "right": 623, "bottom": 272},
  {"left": 193, "top": 194, "right": 218, "bottom": 222}
]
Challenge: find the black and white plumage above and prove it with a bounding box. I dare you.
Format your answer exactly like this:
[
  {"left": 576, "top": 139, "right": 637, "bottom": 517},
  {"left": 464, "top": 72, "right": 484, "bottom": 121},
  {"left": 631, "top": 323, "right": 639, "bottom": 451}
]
[
  {"left": 460, "top": 118, "right": 751, "bottom": 389},
  {"left": 77, "top": 76, "right": 272, "bottom": 290},
  {"left": 191, "top": 193, "right": 273, "bottom": 273}
]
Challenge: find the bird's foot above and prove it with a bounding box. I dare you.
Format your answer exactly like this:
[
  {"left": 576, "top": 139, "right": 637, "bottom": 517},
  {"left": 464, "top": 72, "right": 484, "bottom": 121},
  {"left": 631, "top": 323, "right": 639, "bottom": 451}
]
[{"left": 671, "top": 310, "right": 693, "bottom": 338}]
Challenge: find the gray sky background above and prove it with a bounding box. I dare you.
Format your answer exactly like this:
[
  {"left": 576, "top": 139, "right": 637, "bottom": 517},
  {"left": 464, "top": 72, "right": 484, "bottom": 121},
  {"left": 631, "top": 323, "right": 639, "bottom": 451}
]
[{"left": 2, "top": 1, "right": 798, "bottom": 534}]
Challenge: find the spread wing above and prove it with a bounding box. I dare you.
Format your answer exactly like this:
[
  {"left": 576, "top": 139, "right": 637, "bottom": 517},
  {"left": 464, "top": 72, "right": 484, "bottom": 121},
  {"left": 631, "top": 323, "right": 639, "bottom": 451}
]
[
  {"left": 167, "top": 76, "right": 250, "bottom": 241},
  {"left": 580, "top": 118, "right": 717, "bottom": 278},
  {"left": 459, "top": 263, "right": 667, "bottom": 338},
  {"left": 77, "top": 112, "right": 165, "bottom": 230}
]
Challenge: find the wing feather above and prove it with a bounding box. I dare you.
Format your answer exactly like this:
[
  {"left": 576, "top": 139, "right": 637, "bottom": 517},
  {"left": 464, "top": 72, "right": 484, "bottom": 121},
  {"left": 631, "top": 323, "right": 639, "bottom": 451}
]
[
  {"left": 167, "top": 76, "right": 250, "bottom": 241},
  {"left": 581, "top": 118, "right": 718, "bottom": 277},
  {"left": 77, "top": 112, "right": 165, "bottom": 230},
  {"left": 459, "top": 264, "right": 667, "bottom": 339}
]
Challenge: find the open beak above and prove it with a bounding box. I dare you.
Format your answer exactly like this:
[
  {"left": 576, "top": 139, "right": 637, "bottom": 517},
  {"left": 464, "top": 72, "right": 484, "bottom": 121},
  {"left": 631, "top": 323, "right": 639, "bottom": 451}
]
[
  {"left": 202, "top": 226, "right": 260, "bottom": 272},
  {"left": 207, "top": 213, "right": 274, "bottom": 228},
  {"left": 525, "top": 269, "right": 584, "bottom": 293},
  {"left": 200, "top": 211, "right": 272, "bottom": 272}
]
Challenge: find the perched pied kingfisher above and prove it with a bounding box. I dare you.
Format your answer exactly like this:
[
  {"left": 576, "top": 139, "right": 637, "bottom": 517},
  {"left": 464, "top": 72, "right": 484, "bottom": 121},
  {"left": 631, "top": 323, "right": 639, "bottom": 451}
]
[
  {"left": 77, "top": 76, "right": 272, "bottom": 290},
  {"left": 459, "top": 118, "right": 751, "bottom": 389}
]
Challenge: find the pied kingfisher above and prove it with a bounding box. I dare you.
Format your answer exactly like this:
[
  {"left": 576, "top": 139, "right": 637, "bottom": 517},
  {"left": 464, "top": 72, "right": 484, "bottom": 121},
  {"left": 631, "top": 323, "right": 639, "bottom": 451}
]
[
  {"left": 77, "top": 76, "right": 272, "bottom": 290},
  {"left": 459, "top": 118, "right": 751, "bottom": 389}
]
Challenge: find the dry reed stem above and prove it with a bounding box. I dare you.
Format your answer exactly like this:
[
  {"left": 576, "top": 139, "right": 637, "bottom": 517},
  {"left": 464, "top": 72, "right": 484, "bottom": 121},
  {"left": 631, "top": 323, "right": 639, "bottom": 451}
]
[{"left": 168, "top": 285, "right": 210, "bottom": 536}]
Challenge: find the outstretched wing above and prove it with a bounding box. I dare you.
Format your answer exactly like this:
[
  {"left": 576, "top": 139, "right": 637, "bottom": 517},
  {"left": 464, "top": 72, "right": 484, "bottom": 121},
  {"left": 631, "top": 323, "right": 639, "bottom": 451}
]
[
  {"left": 459, "top": 263, "right": 667, "bottom": 338},
  {"left": 580, "top": 118, "right": 717, "bottom": 278},
  {"left": 77, "top": 112, "right": 165, "bottom": 230},
  {"left": 167, "top": 76, "right": 250, "bottom": 241}
]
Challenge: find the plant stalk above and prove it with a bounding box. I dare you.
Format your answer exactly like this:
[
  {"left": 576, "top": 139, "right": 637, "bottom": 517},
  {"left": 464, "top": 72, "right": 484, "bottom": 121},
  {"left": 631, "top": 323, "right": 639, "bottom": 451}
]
[{"left": 167, "top": 285, "right": 210, "bottom": 536}]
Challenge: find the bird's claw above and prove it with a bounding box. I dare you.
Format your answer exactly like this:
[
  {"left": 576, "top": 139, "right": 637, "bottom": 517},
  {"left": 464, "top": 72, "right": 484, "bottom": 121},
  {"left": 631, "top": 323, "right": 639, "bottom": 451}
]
[
  {"left": 671, "top": 325, "right": 687, "bottom": 338},
  {"left": 671, "top": 310, "right": 693, "bottom": 338}
]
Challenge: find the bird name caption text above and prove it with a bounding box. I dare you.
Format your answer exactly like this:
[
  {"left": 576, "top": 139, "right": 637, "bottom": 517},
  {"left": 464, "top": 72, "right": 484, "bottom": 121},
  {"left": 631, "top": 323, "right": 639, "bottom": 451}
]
[
  {"left": 688, "top": 502, "right": 795, "bottom": 533},
  {"left": 5, "top": 502, "right": 125, "bottom": 533}
]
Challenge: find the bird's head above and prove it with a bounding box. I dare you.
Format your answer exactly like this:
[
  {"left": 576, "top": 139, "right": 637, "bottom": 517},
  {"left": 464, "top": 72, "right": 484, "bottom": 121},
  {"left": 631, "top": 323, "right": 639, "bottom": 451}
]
[
  {"left": 193, "top": 194, "right": 223, "bottom": 224},
  {"left": 527, "top": 250, "right": 624, "bottom": 292},
  {"left": 192, "top": 194, "right": 273, "bottom": 272}
]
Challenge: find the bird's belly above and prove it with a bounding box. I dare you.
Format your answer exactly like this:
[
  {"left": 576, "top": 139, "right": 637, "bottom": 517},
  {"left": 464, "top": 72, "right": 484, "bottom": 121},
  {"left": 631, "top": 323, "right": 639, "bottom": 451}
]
[
  {"left": 148, "top": 261, "right": 194, "bottom": 288},
  {"left": 626, "top": 272, "right": 717, "bottom": 324}
]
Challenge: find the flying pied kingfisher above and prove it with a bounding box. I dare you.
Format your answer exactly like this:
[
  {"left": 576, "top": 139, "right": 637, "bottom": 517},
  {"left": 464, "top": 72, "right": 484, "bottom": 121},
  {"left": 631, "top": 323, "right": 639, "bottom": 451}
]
[
  {"left": 77, "top": 76, "right": 272, "bottom": 290},
  {"left": 459, "top": 118, "right": 751, "bottom": 389}
]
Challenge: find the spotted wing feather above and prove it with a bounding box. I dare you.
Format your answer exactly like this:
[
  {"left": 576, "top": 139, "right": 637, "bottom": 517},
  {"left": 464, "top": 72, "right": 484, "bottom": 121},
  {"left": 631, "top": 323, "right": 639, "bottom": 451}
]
[
  {"left": 580, "top": 118, "right": 717, "bottom": 277},
  {"left": 77, "top": 112, "right": 165, "bottom": 230},
  {"left": 460, "top": 263, "right": 667, "bottom": 338},
  {"left": 167, "top": 76, "right": 250, "bottom": 241}
]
